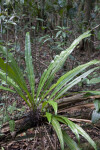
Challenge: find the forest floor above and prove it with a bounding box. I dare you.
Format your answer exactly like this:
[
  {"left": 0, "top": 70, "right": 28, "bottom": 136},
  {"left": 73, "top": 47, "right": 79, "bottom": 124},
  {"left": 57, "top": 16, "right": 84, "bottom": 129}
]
[{"left": 0, "top": 31, "right": 100, "bottom": 150}]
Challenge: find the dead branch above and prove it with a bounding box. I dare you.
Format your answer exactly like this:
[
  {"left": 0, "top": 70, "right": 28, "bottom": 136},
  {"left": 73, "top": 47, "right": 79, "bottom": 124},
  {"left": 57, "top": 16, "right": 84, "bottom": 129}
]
[{"left": 0, "top": 110, "right": 46, "bottom": 145}]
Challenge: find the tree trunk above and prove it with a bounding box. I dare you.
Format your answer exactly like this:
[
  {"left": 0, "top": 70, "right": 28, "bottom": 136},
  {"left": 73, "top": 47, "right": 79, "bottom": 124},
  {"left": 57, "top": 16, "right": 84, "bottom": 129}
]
[{"left": 79, "top": 0, "right": 95, "bottom": 54}]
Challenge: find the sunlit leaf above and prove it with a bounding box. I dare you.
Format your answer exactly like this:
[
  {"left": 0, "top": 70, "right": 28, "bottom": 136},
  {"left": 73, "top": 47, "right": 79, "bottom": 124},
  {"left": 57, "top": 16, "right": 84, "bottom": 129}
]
[
  {"left": 25, "top": 32, "right": 35, "bottom": 104},
  {"left": 92, "top": 110, "right": 100, "bottom": 123},
  {"left": 42, "top": 100, "right": 57, "bottom": 114},
  {"left": 89, "top": 78, "right": 100, "bottom": 84},
  {"left": 75, "top": 124, "right": 97, "bottom": 150},
  {"left": 53, "top": 67, "right": 99, "bottom": 101},
  {"left": 55, "top": 115, "right": 80, "bottom": 140},
  {"left": 51, "top": 117, "right": 64, "bottom": 150},
  {"left": 56, "top": 31, "right": 62, "bottom": 38},
  {"left": 94, "top": 100, "right": 100, "bottom": 112},
  {"left": 83, "top": 90, "right": 100, "bottom": 96},
  {"left": 45, "top": 112, "right": 52, "bottom": 123},
  {"left": 38, "top": 31, "right": 92, "bottom": 102},
  {"left": 62, "top": 130, "right": 80, "bottom": 150}
]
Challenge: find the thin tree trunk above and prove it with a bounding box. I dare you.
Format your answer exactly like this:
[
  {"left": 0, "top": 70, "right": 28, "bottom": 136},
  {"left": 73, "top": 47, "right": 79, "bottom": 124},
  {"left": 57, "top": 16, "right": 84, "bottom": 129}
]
[{"left": 79, "top": 0, "right": 95, "bottom": 54}]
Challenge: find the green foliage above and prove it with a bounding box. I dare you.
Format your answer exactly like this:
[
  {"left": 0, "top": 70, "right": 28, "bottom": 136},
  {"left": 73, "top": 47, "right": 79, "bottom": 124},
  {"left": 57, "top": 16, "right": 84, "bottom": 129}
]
[
  {"left": 42, "top": 100, "right": 57, "bottom": 115},
  {"left": 92, "top": 110, "right": 100, "bottom": 123},
  {"left": 38, "top": 26, "right": 72, "bottom": 56},
  {"left": 92, "top": 95, "right": 100, "bottom": 125},
  {"left": 25, "top": 32, "right": 35, "bottom": 106},
  {"left": 55, "top": 26, "right": 70, "bottom": 39},
  {"left": 62, "top": 130, "right": 80, "bottom": 150},
  {"left": 0, "top": 86, "right": 15, "bottom": 92},
  {"left": 83, "top": 90, "right": 100, "bottom": 124},
  {"left": 0, "top": 99, "right": 26, "bottom": 133},
  {"left": 88, "top": 77, "right": 100, "bottom": 84},
  {"left": 94, "top": 100, "right": 100, "bottom": 112},
  {"left": 51, "top": 116, "right": 64, "bottom": 150},
  {"left": 47, "top": 114, "right": 97, "bottom": 150},
  {"left": 9, "top": 120, "right": 15, "bottom": 132},
  {"left": 0, "top": 31, "right": 99, "bottom": 150}
]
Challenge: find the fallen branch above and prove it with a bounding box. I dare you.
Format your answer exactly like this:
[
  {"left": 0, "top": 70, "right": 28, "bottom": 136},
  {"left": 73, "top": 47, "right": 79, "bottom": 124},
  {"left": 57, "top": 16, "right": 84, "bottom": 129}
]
[
  {"left": 68, "top": 118, "right": 91, "bottom": 123},
  {"left": 0, "top": 110, "right": 46, "bottom": 145},
  {"left": 58, "top": 93, "right": 100, "bottom": 107}
]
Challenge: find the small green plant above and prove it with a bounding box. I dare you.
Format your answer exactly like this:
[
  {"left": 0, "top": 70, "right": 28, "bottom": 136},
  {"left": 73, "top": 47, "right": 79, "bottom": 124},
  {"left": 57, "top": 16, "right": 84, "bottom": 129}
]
[
  {"left": 0, "top": 98, "right": 26, "bottom": 134},
  {"left": 83, "top": 90, "right": 100, "bottom": 124},
  {"left": 38, "top": 26, "right": 71, "bottom": 57},
  {"left": 55, "top": 26, "right": 70, "bottom": 40},
  {"left": 0, "top": 31, "right": 100, "bottom": 150}
]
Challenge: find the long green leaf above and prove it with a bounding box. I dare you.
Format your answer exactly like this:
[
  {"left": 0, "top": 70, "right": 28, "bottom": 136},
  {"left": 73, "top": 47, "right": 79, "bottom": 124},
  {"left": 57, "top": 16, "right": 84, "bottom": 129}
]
[
  {"left": 51, "top": 117, "right": 64, "bottom": 150},
  {"left": 0, "top": 86, "right": 15, "bottom": 93},
  {"left": 83, "top": 90, "right": 100, "bottom": 95},
  {"left": 41, "top": 60, "right": 100, "bottom": 102},
  {"left": 0, "top": 46, "right": 33, "bottom": 105},
  {"left": 0, "top": 46, "right": 27, "bottom": 90},
  {"left": 42, "top": 31, "right": 91, "bottom": 92},
  {"left": 55, "top": 115, "right": 79, "bottom": 140},
  {"left": 0, "top": 58, "right": 24, "bottom": 88},
  {"left": 0, "top": 71, "right": 31, "bottom": 107},
  {"left": 75, "top": 124, "right": 97, "bottom": 150},
  {"left": 62, "top": 130, "right": 80, "bottom": 150},
  {"left": 25, "top": 32, "right": 35, "bottom": 104},
  {"left": 37, "top": 31, "right": 91, "bottom": 101},
  {"left": 55, "top": 115, "right": 97, "bottom": 150},
  {"left": 36, "top": 62, "right": 54, "bottom": 101},
  {"left": 53, "top": 67, "right": 99, "bottom": 101}
]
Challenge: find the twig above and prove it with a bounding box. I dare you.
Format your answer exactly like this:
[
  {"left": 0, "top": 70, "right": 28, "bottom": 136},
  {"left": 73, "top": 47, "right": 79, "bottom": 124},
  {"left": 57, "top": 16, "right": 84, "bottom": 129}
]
[
  {"left": 68, "top": 118, "right": 91, "bottom": 123},
  {"left": 36, "top": 57, "right": 48, "bottom": 67},
  {"left": 92, "top": 24, "right": 100, "bottom": 30}
]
